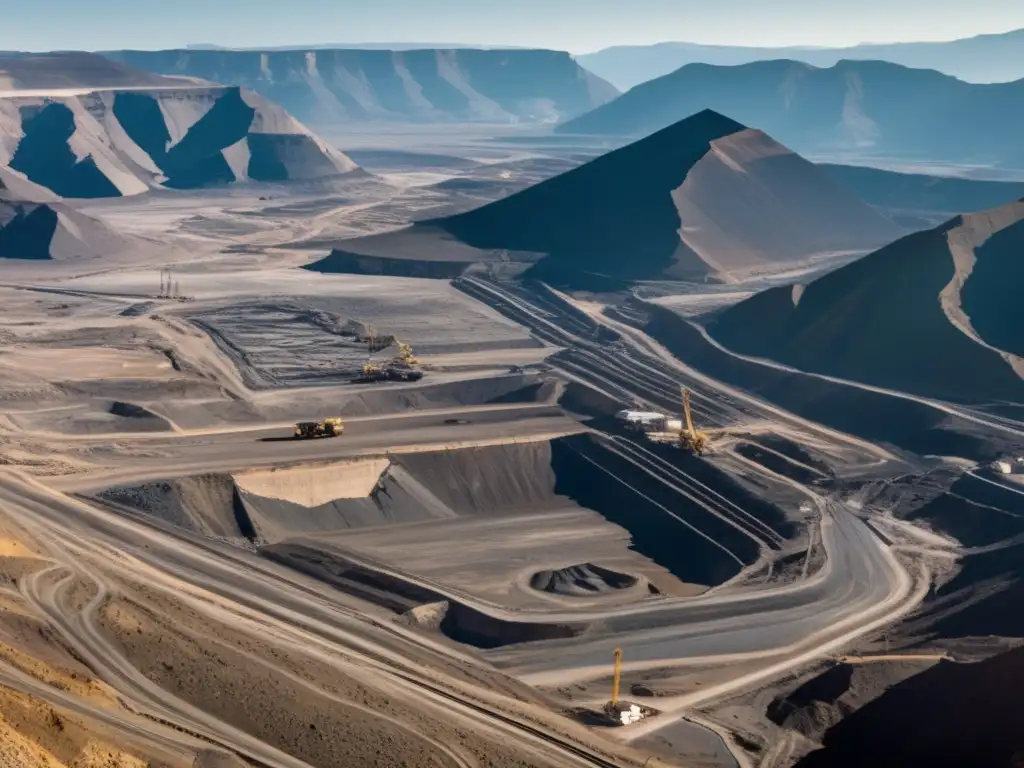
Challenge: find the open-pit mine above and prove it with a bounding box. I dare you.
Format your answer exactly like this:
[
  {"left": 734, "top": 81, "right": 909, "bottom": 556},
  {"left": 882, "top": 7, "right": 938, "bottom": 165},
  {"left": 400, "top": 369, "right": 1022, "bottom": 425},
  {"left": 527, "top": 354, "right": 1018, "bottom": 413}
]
[{"left": 0, "top": 49, "right": 1021, "bottom": 768}]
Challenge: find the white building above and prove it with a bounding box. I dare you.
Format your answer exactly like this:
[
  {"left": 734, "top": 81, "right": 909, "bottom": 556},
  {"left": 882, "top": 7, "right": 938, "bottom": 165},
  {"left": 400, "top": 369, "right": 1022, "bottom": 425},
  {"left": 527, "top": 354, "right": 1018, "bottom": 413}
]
[{"left": 615, "top": 410, "right": 668, "bottom": 432}]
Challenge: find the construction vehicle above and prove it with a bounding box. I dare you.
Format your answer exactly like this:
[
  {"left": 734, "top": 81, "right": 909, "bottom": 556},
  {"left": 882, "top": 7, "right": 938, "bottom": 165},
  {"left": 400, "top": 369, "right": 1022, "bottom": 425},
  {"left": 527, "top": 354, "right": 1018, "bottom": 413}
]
[
  {"left": 351, "top": 362, "right": 424, "bottom": 384},
  {"left": 393, "top": 338, "right": 419, "bottom": 366},
  {"left": 678, "top": 387, "right": 710, "bottom": 455},
  {"left": 293, "top": 418, "right": 344, "bottom": 439},
  {"left": 351, "top": 332, "right": 424, "bottom": 384}
]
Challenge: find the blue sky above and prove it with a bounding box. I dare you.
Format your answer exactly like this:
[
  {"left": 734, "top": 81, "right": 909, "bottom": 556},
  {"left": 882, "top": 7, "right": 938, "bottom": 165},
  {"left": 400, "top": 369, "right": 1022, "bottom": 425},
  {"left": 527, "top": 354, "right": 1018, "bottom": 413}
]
[{"left": 5, "top": 0, "right": 1024, "bottom": 53}]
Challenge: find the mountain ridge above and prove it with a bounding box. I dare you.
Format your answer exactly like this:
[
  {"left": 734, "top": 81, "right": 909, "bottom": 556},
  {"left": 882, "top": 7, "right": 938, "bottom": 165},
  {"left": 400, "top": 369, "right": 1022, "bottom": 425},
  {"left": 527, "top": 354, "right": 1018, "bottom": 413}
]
[
  {"left": 578, "top": 28, "right": 1024, "bottom": 89},
  {"left": 102, "top": 48, "right": 619, "bottom": 128},
  {"left": 307, "top": 109, "right": 902, "bottom": 287},
  {"left": 558, "top": 59, "right": 1024, "bottom": 168},
  {"left": 708, "top": 198, "right": 1024, "bottom": 405}
]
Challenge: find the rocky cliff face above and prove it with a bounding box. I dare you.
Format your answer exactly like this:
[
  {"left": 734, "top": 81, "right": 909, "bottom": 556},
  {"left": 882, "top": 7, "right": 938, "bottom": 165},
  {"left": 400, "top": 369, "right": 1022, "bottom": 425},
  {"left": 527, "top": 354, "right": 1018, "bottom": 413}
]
[
  {"left": 0, "top": 85, "right": 360, "bottom": 197},
  {"left": 103, "top": 48, "right": 619, "bottom": 127}
]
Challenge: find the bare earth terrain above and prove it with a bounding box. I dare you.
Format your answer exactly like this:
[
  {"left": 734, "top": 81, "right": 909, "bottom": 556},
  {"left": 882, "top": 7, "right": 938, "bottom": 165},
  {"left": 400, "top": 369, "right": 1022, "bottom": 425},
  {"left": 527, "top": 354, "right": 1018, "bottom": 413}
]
[{"left": 0, "top": 69, "right": 1022, "bottom": 768}]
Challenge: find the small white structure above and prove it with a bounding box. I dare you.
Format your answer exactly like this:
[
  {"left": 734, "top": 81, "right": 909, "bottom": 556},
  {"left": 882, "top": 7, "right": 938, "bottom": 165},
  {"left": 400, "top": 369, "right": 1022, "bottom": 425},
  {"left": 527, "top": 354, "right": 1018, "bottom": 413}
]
[
  {"left": 615, "top": 410, "right": 669, "bottom": 432},
  {"left": 618, "top": 704, "right": 644, "bottom": 725},
  {"left": 995, "top": 461, "right": 1013, "bottom": 475}
]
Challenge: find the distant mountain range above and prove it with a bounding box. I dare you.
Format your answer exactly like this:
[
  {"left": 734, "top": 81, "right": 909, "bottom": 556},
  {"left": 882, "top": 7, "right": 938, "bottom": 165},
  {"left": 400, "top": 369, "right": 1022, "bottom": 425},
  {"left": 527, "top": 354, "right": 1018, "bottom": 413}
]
[
  {"left": 184, "top": 43, "right": 530, "bottom": 51},
  {"left": 709, "top": 198, "right": 1024, "bottom": 406},
  {"left": 819, "top": 165, "right": 1024, "bottom": 229},
  {"left": 102, "top": 48, "right": 619, "bottom": 128},
  {"left": 0, "top": 51, "right": 189, "bottom": 89},
  {"left": 577, "top": 28, "right": 1024, "bottom": 90},
  {"left": 559, "top": 60, "right": 1024, "bottom": 168},
  {"left": 307, "top": 109, "right": 902, "bottom": 287}
]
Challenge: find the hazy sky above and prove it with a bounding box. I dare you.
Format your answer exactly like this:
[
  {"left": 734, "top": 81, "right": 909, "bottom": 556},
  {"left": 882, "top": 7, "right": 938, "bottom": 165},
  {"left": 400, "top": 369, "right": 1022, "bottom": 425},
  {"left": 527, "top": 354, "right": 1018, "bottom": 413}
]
[{"left": 5, "top": 0, "right": 1024, "bottom": 53}]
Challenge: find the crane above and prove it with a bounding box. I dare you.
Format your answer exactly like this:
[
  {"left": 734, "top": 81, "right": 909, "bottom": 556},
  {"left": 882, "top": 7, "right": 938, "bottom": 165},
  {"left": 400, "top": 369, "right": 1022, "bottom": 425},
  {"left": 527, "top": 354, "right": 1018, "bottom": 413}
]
[
  {"left": 679, "top": 386, "right": 709, "bottom": 454},
  {"left": 611, "top": 647, "right": 623, "bottom": 708}
]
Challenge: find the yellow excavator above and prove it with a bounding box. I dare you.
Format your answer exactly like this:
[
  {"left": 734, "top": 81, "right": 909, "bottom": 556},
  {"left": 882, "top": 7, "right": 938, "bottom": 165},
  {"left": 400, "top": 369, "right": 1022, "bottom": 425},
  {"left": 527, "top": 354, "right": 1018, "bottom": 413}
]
[
  {"left": 393, "top": 338, "right": 419, "bottom": 366},
  {"left": 679, "top": 387, "right": 709, "bottom": 455},
  {"left": 294, "top": 417, "right": 344, "bottom": 439}
]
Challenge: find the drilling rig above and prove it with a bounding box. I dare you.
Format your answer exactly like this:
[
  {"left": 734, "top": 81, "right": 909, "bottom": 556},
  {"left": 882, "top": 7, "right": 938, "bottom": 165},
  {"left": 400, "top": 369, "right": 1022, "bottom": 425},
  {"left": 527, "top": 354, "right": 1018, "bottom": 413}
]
[
  {"left": 678, "top": 387, "right": 709, "bottom": 455},
  {"left": 603, "top": 647, "right": 653, "bottom": 725},
  {"left": 611, "top": 647, "right": 623, "bottom": 708}
]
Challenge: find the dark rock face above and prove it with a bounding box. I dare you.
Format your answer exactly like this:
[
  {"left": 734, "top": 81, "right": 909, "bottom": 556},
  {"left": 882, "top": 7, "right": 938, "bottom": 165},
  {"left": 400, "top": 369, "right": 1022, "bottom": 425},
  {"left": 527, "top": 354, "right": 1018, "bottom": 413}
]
[
  {"left": 113, "top": 89, "right": 255, "bottom": 189},
  {"left": 796, "top": 649, "right": 1024, "bottom": 768},
  {"left": 3, "top": 86, "right": 359, "bottom": 198},
  {"left": 10, "top": 103, "right": 122, "bottom": 198},
  {"left": 709, "top": 201, "right": 1024, "bottom": 407},
  {"left": 308, "top": 109, "right": 900, "bottom": 288},
  {"left": 0, "top": 202, "right": 58, "bottom": 259}
]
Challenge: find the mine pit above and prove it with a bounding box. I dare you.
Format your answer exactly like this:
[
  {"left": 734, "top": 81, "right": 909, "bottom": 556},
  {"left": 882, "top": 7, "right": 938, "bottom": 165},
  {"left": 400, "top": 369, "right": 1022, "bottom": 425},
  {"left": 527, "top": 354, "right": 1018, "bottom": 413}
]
[{"left": 91, "top": 435, "right": 804, "bottom": 659}]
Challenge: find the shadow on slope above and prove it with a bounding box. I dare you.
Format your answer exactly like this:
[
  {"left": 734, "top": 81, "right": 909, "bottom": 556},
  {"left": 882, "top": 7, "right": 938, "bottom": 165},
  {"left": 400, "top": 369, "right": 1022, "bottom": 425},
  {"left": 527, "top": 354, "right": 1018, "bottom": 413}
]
[
  {"left": 796, "top": 648, "right": 1024, "bottom": 768},
  {"left": 0, "top": 202, "right": 57, "bottom": 259},
  {"left": 113, "top": 89, "right": 253, "bottom": 189},
  {"left": 0, "top": 199, "right": 132, "bottom": 261},
  {"left": 643, "top": 304, "right": 1015, "bottom": 460},
  {"left": 708, "top": 201, "right": 1024, "bottom": 406},
  {"left": 309, "top": 110, "right": 900, "bottom": 287},
  {"left": 10, "top": 103, "right": 122, "bottom": 198}
]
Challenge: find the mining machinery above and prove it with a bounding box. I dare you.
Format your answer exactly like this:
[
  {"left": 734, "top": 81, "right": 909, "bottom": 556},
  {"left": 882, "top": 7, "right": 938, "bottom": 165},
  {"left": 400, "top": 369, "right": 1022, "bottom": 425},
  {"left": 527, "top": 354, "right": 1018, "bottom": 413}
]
[
  {"left": 611, "top": 647, "right": 623, "bottom": 707},
  {"left": 352, "top": 364, "right": 424, "bottom": 383},
  {"left": 293, "top": 418, "right": 344, "bottom": 439},
  {"left": 350, "top": 333, "right": 424, "bottom": 383},
  {"left": 393, "top": 338, "right": 419, "bottom": 366},
  {"left": 678, "top": 387, "right": 709, "bottom": 454}
]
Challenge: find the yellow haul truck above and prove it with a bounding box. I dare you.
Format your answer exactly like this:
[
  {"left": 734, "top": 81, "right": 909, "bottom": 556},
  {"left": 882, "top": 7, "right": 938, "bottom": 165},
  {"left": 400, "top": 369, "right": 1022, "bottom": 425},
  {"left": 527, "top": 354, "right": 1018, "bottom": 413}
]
[{"left": 293, "top": 418, "right": 344, "bottom": 439}]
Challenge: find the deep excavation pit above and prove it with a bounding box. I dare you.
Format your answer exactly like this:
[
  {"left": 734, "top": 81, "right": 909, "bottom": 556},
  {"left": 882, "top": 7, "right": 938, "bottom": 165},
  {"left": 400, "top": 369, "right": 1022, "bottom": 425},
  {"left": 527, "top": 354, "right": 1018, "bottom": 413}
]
[
  {"left": 94, "top": 436, "right": 792, "bottom": 647},
  {"left": 262, "top": 544, "right": 586, "bottom": 649}
]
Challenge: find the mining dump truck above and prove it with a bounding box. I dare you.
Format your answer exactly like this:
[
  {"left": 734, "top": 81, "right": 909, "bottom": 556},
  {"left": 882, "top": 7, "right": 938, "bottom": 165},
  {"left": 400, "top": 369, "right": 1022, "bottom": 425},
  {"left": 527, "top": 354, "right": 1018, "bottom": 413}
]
[
  {"left": 351, "top": 363, "right": 424, "bottom": 384},
  {"left": 293, "top": 418, "right": 344, "bottom": 439}
]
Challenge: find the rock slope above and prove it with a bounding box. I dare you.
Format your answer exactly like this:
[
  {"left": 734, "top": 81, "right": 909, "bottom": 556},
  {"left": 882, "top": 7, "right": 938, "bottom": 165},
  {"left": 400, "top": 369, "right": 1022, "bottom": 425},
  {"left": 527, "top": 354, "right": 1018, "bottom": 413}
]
[
  {"left": 795, "top": 647, "right": 1024, "bottom": 768},
  {"left": 103, "top": 48, "right": 619, "bottom": 127},
  {"left": 308, "top": 110, "right": 902, "bottom": 285},
  {"left": 0, "top": 51, "right": 187, "bottom": 90},
  {"left": 0, "top": 167, "right": 129, "bottom": 261},
  {"left": 559, "top": 60, "right": 1024, "bottom": 168},
  {"left": 709, "top": 199, "right": 1024, "bottom": 405},
  {"left": 0, "top": 84, "right": 360, "bottom": 197},
  {"left": 820, "top": 164, "right": 1024, "bottom": 229}
]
